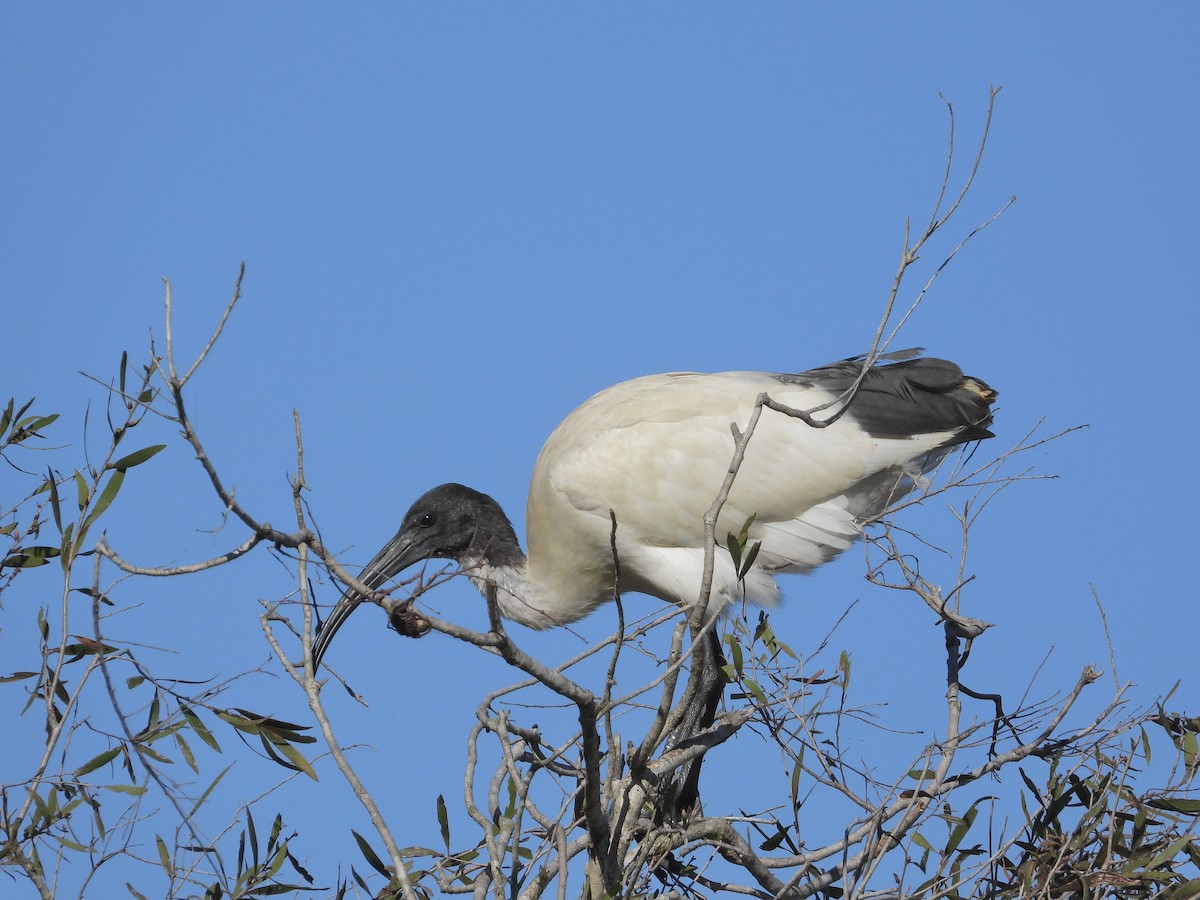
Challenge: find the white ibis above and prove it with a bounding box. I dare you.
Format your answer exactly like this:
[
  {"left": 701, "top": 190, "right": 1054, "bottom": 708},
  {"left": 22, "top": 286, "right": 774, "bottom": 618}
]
[{"left": 311, "top": 352, "right": 996, "bottom": 806}]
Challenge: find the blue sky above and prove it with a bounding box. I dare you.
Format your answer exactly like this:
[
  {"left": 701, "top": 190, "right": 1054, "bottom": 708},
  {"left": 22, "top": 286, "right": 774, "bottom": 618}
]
[{"left": 3, "top": 5, "right": 1197, "bottom": 897}]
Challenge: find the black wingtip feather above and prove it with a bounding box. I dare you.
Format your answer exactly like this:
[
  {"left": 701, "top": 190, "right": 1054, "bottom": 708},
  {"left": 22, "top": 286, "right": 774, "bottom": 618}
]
[{"left": 789, "top": 354, "right": 997, "bottom": 443}]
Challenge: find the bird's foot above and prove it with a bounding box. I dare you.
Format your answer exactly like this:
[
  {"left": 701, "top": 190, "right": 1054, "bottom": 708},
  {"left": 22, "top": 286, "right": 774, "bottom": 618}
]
[{"left": 388, "top": 600, "right": 432, "bottom": 638}]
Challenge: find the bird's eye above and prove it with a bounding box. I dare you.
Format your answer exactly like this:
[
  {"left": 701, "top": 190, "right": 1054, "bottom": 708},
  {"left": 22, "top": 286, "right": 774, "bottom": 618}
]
[{"left": 417, "top": 513, "right": 436, "bottom": 528}]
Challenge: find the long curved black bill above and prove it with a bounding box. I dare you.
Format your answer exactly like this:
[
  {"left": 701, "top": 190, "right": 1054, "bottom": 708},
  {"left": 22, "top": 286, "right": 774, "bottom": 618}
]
[{"left": 310, "top": 529, "right": 427, "bottom": 671}]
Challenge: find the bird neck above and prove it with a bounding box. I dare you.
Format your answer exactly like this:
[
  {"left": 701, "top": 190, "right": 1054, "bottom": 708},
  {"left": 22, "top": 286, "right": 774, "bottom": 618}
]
[
  {"left": 461, "top": 555, "right": 542, "bottom": 629},
  {"left": 462, "top": 553, "right": 612, "bottom": 631}
]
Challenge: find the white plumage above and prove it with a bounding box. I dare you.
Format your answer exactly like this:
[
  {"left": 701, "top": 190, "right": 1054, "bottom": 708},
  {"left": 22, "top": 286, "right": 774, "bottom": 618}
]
[{"left": 313, "top": 352, "right": 996, "bottom": 661}]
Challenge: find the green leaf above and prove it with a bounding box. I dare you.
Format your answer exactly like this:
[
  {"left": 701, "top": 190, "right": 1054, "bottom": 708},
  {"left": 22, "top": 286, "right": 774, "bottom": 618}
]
[
  {"left": 84, "top": 470, "right": 125, "bottom": 530},
  {"left": 759, "top": 828, "right": 786, "bottom": 851},
  {"left": 725, "top": 633, "right": 744, "bottom": 677},
  {"left": 944, "top": 800, "right": 982, "bottom": 857},
  {"left": 264, "top": 841, "right": 289, "bottom": 879},
  {"left": 1147, "top": 797, "right": 1200, "bottom": 814},
  {"left": 175, "top": 731, "right": 198, "bottom": 774},
  {"left": 352, "top": 829, "right": 392, "bottom": 879},
  {"left": 156, "top": 834, "right": 174, "bottom": 877},
  {"left": 48, "top": 468, "right": 63, "bottom": 533},
  {"left": 137, "top": 744, "right": 173, "bottom": 764},
  {"left": 1183, "top": 729, "right": 1198, "bottom": 770},
  {"left": 350, "top": 866, "right": 371, "bottom": 894},
  {"left": 60, "top": 522, "right": 75, "bottom": 567},
  {"left": 0, "top": 671, "right": 39, "bottom": 684},
  {"left": 110, "top": 444, "right": 166, "bottom": 471},
  {"left": 75, "top": 746, "right": 121, "bottom": 777},
  {"left": 74, "top": 470, "right": 89, "bottom": 512},
  {"left": 182, "top": 705, "right": 221, "bottom": 752},
  {"left": 437, "top": 795, "right": 450, "bottom": 851},
  {"left": 145, "top": 694, "right": 162, "bottom": 737},
  {"left": 59, "top": 638, "right": 117, "bottom": 661},
  {"left": 1018, "top": 766, "right": 1043, "bottom": 804},
  {"left": 15, "top": 413, "right": 60, "bottom": 438},
  {"left": 230, "top": 708, "right": 315, "bottom": 742},
  {"left": 247, "top": 807, "right": 259, "bottom": 867},
  {"left": 268, "top": 813, "right": 284, "bottom": 852},
  {"left": 739, "top": 541, "right": 761, "bottom": 578},
  {"left": 1166, "top": 878, "right": 1200, "bottom": 899},
  {"left": 2, "top": 546, "right": 61, "bottom": 569},
  {"left": 267, "top": 737, "right": 318, "bottom": 781},
  {"left": 790, "top": 749, "right": 804, "bottom": 809},
  {"left": 1146, "top": 835, "right": 1193, "bottom": 871},
  {"left": 216, "top": 710, "right": 261, "bottom": 735},
  {"left": 30, "top": 789, "right": 54, "bottom": 827},
  {"left": 726, "top": 514, "right": 760, "bottom": 579},
  {"left": 744, "top": 677, "right": 768, "bottom": 706},
  {"left": 102, "top": 784, "right": 148, "bottom": 796},
  {"left": 126, "top": 676, "right": 145, "bottom": 690},
  {"left": 188, "top": 765, "right": 232, "bottom": 819}
]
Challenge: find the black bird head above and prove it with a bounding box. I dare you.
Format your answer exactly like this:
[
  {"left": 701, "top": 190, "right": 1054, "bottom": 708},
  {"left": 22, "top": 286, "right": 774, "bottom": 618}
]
[
  {"left": 310, "top": 483, "right": 522, "bottom": 670},
  {"left": 378, "top": 483, "right": 519, "bottom": 575}
]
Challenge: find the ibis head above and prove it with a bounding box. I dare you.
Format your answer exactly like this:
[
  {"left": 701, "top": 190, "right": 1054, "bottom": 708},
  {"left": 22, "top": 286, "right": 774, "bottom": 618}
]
[
  {"left": 376, "top": 483, "right": 523, "bottom": 576},
  {"left": 310, "top": 484, "right": 522, "bottom": 668}
]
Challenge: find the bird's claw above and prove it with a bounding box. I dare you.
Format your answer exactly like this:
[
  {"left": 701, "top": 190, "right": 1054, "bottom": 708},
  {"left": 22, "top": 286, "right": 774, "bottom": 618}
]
[{"left": 388, "top": 600, "right": 432, "bottom": 638}]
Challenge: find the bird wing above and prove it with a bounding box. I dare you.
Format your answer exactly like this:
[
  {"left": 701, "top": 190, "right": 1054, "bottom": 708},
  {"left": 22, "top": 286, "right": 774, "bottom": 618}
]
[{"left": 528, "top": 358, "right": 993, "bottom": 611}]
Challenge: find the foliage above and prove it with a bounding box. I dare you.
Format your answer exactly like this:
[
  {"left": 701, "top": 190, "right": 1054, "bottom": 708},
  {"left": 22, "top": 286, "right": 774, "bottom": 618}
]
[
  {"left": 3, "top": 94, "right": 1197, "bottom": 899},
  {"left": 0, "top": 357, "right": 318, "bottom": 899},
  {"left": 3, "top": 366, "right": 1197, "bottom": 897}
]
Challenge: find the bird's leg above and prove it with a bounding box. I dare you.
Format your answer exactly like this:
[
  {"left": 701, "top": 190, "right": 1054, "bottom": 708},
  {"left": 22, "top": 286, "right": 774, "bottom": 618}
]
[
  {"left": 946, "top": 623, "right": 1019, "bottom": 756},
  {"left": 664, "top": 625, "right": 726, "bottom": 815}
]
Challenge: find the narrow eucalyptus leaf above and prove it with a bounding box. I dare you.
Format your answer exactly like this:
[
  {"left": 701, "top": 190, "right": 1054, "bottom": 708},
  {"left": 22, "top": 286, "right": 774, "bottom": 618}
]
[
  {"left": 74, "top": 471, "right": 89, "bottom": 512},
  {"left": 156, "top": 835, "right": 173, "bottom": 877},
  {"left": 437, "top": 795, "right": 450, "bottom": 850},
  {"left": 727, "top": 531, "right": 742, "bottom": 569},
  {"left": 75, "top": 746, "right": 121, "bottom": 777},
  {"left": 111, "top": 444, "right": 166, "bottom": 471},
  {"left": 1147, "top": 797, "right": 1200, "bottom": 814},
  {"left": 182, "top": 705, "right": 221, "bottom": 752},
  {"left": 84, "top": 470, "right": 125, "bottom": 531},
  {"left": 273, "top": 739, "right": 318, "bottom": 781},
  {"left": 2, "top": 546, "right": 61, "bottom": 569},
  {"left": 48, "top": 468, "right": 63, "bottom": 533},
  {"left": 351, "top": 830, "right": 392, "bottom": 879}
]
